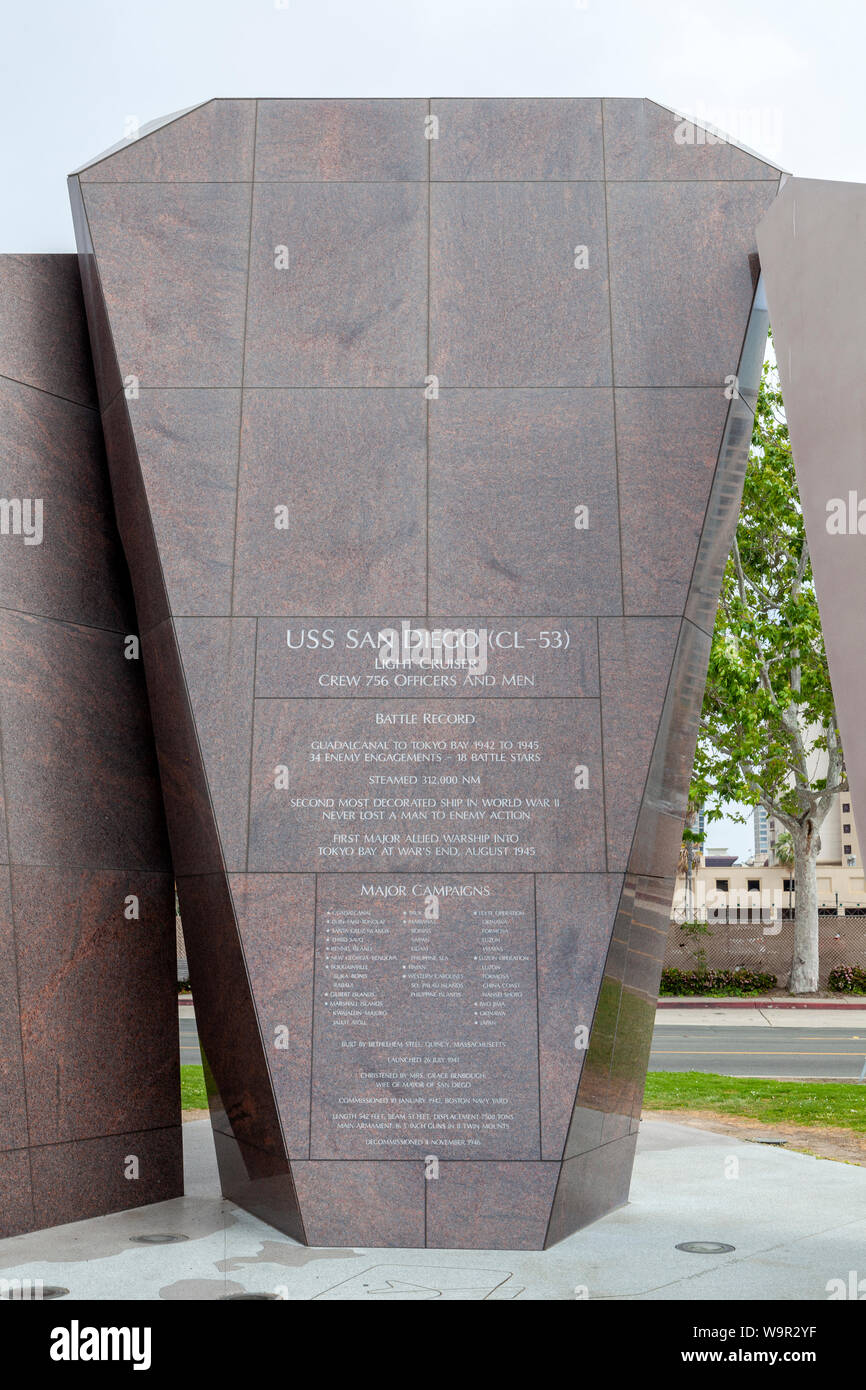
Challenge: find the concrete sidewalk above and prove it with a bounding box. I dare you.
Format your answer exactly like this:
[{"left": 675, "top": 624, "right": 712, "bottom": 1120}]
[
  {"left": 657, "top": 1006, "right": 866, "bottom": 1028},
  {"left": 0, "top": 1118, "right": 862, "bottom": 1301}
]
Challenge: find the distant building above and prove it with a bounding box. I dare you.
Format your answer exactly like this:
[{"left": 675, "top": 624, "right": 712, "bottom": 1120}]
[{"left": 674, "top": 793, "right": 864, "bottom": 920}]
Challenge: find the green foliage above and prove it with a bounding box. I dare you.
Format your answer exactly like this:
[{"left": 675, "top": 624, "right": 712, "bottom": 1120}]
[
  {"left": 643, "top": 1072, "right": 866, "bottom": 1132},
  {"left": 181, "top": 1064, "right": 208, "bottom": 1109},
  {"left": 673, "top": 919, "right": 714, "bottom": 973},
  {"left": 828, "top": 965, "right": 866, "bottom": 994},
  {"left": 690, "top": 346, "right": 844, "bottom": 835},
  {"left": 659, "top": 967, "right": 777, "bottom": 996}
]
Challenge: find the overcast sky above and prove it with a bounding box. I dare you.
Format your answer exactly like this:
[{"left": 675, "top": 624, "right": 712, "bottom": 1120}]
[
  {"left": 4, "top": 0, "right": 859, "bottom": 860},
  {"left": 2, "top": 0, "right": 863, "bottom": 250}
]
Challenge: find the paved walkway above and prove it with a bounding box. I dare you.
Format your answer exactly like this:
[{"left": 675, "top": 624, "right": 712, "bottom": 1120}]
[
  {"left": 1, "top": 1118, "right": 863, "bottom": 1300},
  {"left": 658, "top": 1006, "right": 866, "bottom": 1028}
]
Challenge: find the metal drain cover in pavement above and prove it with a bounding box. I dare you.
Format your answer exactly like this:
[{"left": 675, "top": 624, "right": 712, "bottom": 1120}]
[
  {"left": 129, "top": 1234, "right": 190, "bottom": 1245},
  {"left": 676, "top": 1241, "right": 736, "bottom": 1255}
]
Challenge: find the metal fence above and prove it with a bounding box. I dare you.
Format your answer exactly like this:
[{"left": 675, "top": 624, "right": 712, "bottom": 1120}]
[{"left": 664, "top": 912, "right": 866, "bottom": 987}]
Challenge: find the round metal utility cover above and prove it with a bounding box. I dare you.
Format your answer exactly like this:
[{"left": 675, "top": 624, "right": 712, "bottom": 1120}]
[{"left": 129, "top": 1234, "right": 190, "bottom": 1245}]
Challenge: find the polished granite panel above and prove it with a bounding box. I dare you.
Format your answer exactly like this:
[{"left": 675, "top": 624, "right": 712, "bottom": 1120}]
[
  {"left": 561, "top": 874, "right": 633, "bottom": 1160},
  {"left": 431, "top": 98, "right": 603, "bottom": 181},
  {"left": 0, "top": 1148, "right": 35, "bottom": 1239},
  {"left": 244, "top": 183, "right": 427, "bottom": 387},
  {"left": 602, "top": 98, "right": 782, "bottom": 182},
  {"left": 535, "top": 874, "right": 624, "bottom": 1159},
  {"left": 0, "top": 254, "right": 181, "bottom": 1238},
  {"left": 68, "top": 178, "right": 125, "bottom": 413},
  {"left": 79, "top": 99, "right": 256, "bottom": 183},
  {"left": 140, "top": 619, "right": 223, "bottom": 876},
  {"left": 29, "top": 1127, "right": 184, "bottom": 1229},
  {"left": 616, "top": 390, "right": 730, "bottom": 614},
  {"left": 0, "top": 741, "right": 6, "bottom": 865},
  {"left": 757, "top": 179, "right": 866, "bottom": 885},
  {"left": 255, "top": 98, "right": 428, "bottom": 182},
  {"left": 684, "top": 264, "right": 767, "bottom": 635},
  {"left": 254, "top": 616, "right": 601, "bottom": 699},
  {"left": 228, "top": 872, "right": 316, "bottom": 1156},
  {"left": 605, "top": 875, "right": 674, "bottom": 1121},
  {"left": 82, "top": 182, "right": 251, "bottom": 386},
  {"left": 0, "top": 611, "right": 169, "bottom": 871},
  {"left": 641, "top": 619, "right": 712, "bottom": 822},
  {"left": 292, "top": 1161, "right": 425, "bottom": 1248},
  {"left": 127, "top": 390, "right": 241, "bottom": 616},
  {"left": 234, "top": 390, "right": 426, "bottom": 615},
  {"left": 100, "top": 392, "right": 170, "bottom": 637},
  {"left": 428, "top": 390, "right": 620, "bottom": 614},
  {"left": 426, "top": 1162, "right": 560, "bottom": 1250},
  {"left": 0, "top": 866, "right": 28, "bottom": 1151},
  {"left": 248, "top": 697, "right": 604, "bottom": 873},
  {"left": 628, "top": 803, "right": 690, "bottom": 881},
  {"left": 430, "top": 181, "right": 610, "bottom": 387},
  {"left": 211, "top": 1130, "right": 304, "bottom": 1242},
  {"left": 545, "top": 1133, "right": 636, "bottom": 1247},
  {"left": 69, "top": 97, "right": 776, "bottom": 1249},
  {"left": 0, "top": 375, "right": 133, "bottom": 630},
  {"left": 176, "top": 873, "right": 289, "bottom": 1160},
  {"left": 175, "top": 618, "right": 257, "bottom": 872},
  {"left": 598, "top": 617, "right": 680, "bottom": 868},
  {"left": 13, "top": 867, "right": 177, "bottom": 1145},
  {"left": 607, "top": 181, "right": 778, "bottom": 386},
  {"left": 310, "top": 875, "right": 539, "bottom": 1160},
  {"left": 0, "top": 254, "right": 96, "bottom": 406}
]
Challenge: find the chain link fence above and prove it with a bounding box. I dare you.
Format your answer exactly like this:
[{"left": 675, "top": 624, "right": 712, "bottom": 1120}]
[{"left": 664, "top": 911, "right": 866, "bottom": 988}]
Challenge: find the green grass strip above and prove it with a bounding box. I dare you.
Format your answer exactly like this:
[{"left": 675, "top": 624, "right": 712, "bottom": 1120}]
[{"left": 644, "top": 1071, "right": 866, "bottom": 1131}]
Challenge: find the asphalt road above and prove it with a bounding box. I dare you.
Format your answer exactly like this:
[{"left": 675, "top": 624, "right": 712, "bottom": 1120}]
[
  {"left": 181, "top": 1011, "right": 866, "bottom": 1080},
  {"left": 650, "top": 1024, "right": 866, "bottom": 1079}
]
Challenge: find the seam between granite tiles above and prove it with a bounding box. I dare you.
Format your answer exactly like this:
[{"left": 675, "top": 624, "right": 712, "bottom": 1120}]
[
  {"left": 0, "top": 602, "right": 135, "bottom": 641},
  {"left": 533, "top": 873, "right": 543, "bottom": 1159},
  {"left": 199, "top": 869, "right": 674, "bottom": 880},
  {"left": 596, "top": 618, "right": 610, "bottom": 872},
  {"left": 600, "top": 100, "right": 625, "bottom": 619},
  {"left": 242, "top": 619, "right": 259, "bottom": 873},
  {"left": 120, "top": 383, "right": 745, "bottom": 389},
  {"left": 24, "top": 1120, "right": 184, "bottom": 1150},
  {"left": 425, "top": 98, "right": 431, "bottom": 622},
  {"left": 187, "top": 609, "right": 686, "bottom": 618},
  {"left": 251, "top": 693, "right": 601, "bottom": 701},
  {"left": 74, "top": 177, "right": 783, "bottom": 186},
  {"left": 0, "top": 372, "right": 97, "bottom": 414},
  {"left": 228, "top": 101, "right": 259, "bottom": 620},
  {"left": 308, "top": 873, "right": 318, "bottom": 1162},
  {"left": 0, "top": 689, "right": 33, "bottom": 1186},
  {"left": 2, "top": 862, "right": 173, "bottom": 876}
]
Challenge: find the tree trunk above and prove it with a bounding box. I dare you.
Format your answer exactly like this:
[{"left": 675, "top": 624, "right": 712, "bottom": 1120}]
[{"left": 789, "top": 830, "right": 820, "bottom": 994}]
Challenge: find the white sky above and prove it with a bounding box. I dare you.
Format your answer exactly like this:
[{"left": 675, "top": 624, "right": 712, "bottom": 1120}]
[
  {"left": 3, "top": 0, "right": 859, "bottom": 860},
  {"left": 1, "top": 0, "right": 864, "bottom": 249}
]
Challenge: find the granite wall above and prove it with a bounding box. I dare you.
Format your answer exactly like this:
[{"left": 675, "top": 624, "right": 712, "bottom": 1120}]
[{"left": 0, "top": 255, "right": 181, "bottom": 1238}]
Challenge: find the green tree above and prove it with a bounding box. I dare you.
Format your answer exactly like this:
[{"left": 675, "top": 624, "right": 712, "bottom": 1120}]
[{"left": 689, "top": 347, "right": 846, "bottom": 994}]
